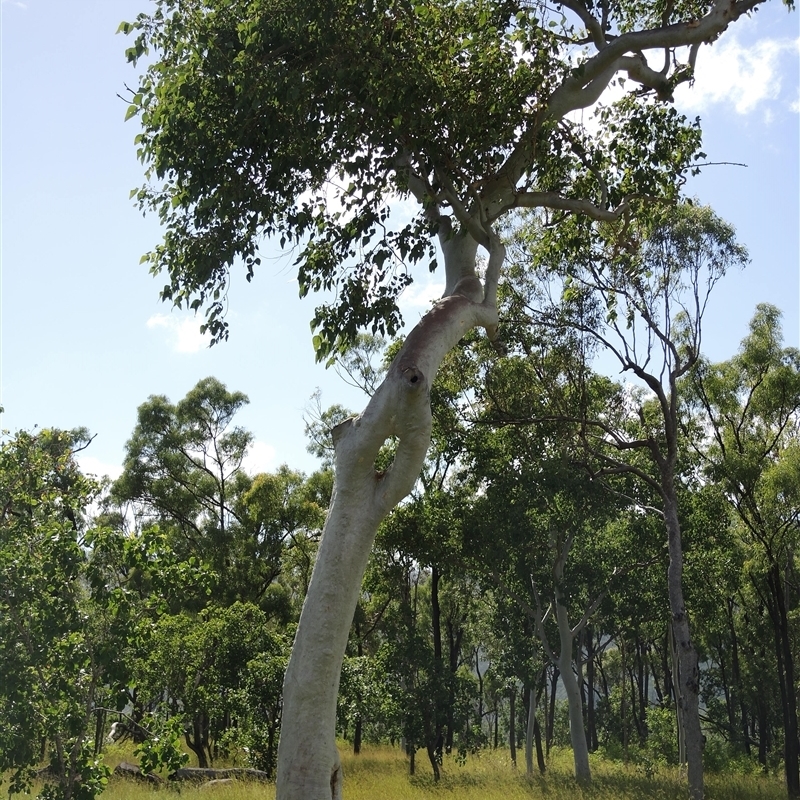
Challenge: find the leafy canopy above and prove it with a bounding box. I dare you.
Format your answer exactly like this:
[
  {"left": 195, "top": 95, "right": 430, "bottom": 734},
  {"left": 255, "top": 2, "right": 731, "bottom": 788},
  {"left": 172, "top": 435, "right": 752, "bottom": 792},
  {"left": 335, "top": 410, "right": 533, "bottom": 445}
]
[{"left": 122, "top": 0, "right": 762, "bottom": 357}]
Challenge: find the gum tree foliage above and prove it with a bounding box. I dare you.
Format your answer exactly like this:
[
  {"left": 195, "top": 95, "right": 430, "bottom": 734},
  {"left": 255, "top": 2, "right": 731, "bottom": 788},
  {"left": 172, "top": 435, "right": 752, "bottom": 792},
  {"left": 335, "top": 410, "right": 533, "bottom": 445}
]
[
  {"left": 121, "top": 1, "right": 780, "bottom": 797},
  {"left": 689, "top": 305, "right": 800, "bottom": 796},
  {"left": 132, "top": 601, "right": 290, "bottom": 775},
  {"left": 457, "top": 330, "right": 642, "bottom": 783},
  {"left": 113, "top": 377, "right": 328, "bottom": 610}
]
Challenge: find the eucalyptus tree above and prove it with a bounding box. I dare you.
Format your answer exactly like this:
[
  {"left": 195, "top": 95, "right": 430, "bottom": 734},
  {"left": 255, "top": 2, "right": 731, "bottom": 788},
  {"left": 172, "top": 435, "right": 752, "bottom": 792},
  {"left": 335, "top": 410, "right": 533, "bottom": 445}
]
[
  {"left": 132, "top": 601, "right": 289, "bottom": 774},
  {"left": 113, "top": 377, "right": 253, "bottom": 603},
  {"left": 114, "top": 377, "right": 328, "bottom": 609},
  {"left": 463, "top": 356, "right": 640, "bottom": 782},
  {"left": 122, "top": 1, "right": 775, "bottom": 795},
  {"left": 690, "top": 305, "right": 800, "bottom": 795},
  {"left": 0, "top": 430, "right": 115, "bottom": 800},
  {"left": 512, "top": 202, "right": 749, "bottom": 797}
]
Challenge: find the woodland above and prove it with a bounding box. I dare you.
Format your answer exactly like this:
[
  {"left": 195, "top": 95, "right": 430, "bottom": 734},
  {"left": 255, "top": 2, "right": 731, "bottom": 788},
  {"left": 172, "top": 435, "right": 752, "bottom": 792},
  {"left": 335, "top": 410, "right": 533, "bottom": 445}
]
[
  {"left": 2, "top": 288, "right": 799, "bottom": 800},
  {"left": 1, "top": 0, "right": 798, "bottom": 800}
]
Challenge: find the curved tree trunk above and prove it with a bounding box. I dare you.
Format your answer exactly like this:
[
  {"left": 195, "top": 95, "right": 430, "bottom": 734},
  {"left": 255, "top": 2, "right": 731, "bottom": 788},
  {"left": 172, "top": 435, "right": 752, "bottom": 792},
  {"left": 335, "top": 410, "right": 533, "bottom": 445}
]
[{"left": 275, "top": 230, "right": 502, "bottom": 800}]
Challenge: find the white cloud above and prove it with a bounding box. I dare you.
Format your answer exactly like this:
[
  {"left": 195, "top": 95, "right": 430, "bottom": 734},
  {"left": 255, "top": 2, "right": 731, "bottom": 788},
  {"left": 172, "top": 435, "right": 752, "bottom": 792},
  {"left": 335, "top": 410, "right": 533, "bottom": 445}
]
[
  {"left": 242, "top": 440, "right": 277, "bottom": 475},
  {"left": 76, "top": 455, "right": 123, "bottom": 481},
  {"left": 146, "top": 314, "right": 210, "bottom": 353},
  {"left": 675, "top": 35, "right": 800, "bottom": 115},
  {"left": 399, "top": 278, "right": 445, "bottom": 311}
]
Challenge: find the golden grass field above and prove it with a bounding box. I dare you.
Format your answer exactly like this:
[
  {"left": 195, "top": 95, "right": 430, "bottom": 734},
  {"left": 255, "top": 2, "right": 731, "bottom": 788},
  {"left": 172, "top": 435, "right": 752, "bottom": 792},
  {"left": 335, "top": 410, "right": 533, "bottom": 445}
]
[{"left": 77, "top": 742, "right": 787, "bottom": 800}]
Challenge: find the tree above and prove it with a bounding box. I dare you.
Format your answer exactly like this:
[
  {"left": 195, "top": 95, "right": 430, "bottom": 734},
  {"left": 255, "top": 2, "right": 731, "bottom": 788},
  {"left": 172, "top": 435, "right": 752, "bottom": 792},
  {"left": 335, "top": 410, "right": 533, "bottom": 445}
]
[
  {"left": 461, "top": 353, "right": 638, "bottom": 782},
  {"left": 511, "top": 202, "right": 749, "bottom": 798},
  {"left": 113, "top": 377, "right": 253, "bottom": 604},
  {"left": 113, "top": 377, "right": 328, "bottom": 610},
  {"left": 0, "top": 429, "right": 114, "bottom": 800},
  {"left": 132, "top": 601, "right": 290, "bottom": 774},
  {"left": 121, "top": 2, "right": 776, "bottom": 796},
  {"left": 690, "top": 305, "right": 800, "bottom": 795}
]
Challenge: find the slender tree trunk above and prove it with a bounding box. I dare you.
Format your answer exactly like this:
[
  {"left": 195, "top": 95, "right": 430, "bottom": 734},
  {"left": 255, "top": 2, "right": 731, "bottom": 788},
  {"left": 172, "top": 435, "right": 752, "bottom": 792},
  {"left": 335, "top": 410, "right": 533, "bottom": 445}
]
[
  {"left": 425, "top": 741, "right": 441, "bottom": 781},
  {"left": 428, "top": 565, "right": 444, "bottom": 772},
  {"left": 715, "top": 638, "right": 735, "bottom": 745},
  {"left": 475, "top": 648, "right": 484, "bottom": 738},
  {"left": 275, "top": 232, "right": 502, "bottom": 800},
  {"left": 586, "top": 628, "right": 597, "bottom": 752},
  {"left": 757, "top": 694, "right": 768, "bottom": 768},
  {"left": 494, "top": 698, "right": 499, "bottom": 750},
  {"left": 445, "top": 618, "right": 463, "bottom": 753},
  {"left": 649, "top": 641, "right": 665, "bottom": 705},
  {"left": 638, "top": 638, "right": 648, "bottom": 744},
  {"left": 726, "top": 597, "right": 750, "bottom": 756},
  {"left": 556, "top": 596, "right": 591, "bottom": 783},
  {"left": 186, "top": 716, "right": 209, "bottom": 768},
  {"left": 525, "top": 685, "right": 535, "bottom": 777},
  {"left": 664, "top": 493, "right": 703, "bottom": 800},
  {"left": 509, "top": 686, "right": 517, "bottom": 768},
  {"left": 766, "top": 564, "right": 800, "bottom": 796},
  {"left": 547, "top": 667, "right": 559, "bottom": 755},
  {"left": 534, "top": 718, "right": 546, "bottom": 774}
]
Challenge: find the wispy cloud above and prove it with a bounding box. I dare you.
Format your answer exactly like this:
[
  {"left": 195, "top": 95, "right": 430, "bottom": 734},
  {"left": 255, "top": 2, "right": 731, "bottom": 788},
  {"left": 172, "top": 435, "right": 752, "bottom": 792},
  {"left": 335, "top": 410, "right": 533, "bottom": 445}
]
[
  {"left": 1, "top": 0, "right": 28, "bottom": 8},
  {"left": 242, "top": 440, "right": 277, "bottom": 475},
  {"left": 675, "top": 35, "right": 800, "bottom": 115},
  {"left": 146, "top": 314, "right": 210, "bottom": 353}
]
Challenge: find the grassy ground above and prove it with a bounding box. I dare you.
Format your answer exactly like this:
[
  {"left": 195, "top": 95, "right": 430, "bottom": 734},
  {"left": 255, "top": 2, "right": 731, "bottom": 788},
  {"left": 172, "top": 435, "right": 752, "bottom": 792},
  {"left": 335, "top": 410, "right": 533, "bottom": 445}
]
[{"left": 22, "top": 743, "right": 787, "bottom": 800}]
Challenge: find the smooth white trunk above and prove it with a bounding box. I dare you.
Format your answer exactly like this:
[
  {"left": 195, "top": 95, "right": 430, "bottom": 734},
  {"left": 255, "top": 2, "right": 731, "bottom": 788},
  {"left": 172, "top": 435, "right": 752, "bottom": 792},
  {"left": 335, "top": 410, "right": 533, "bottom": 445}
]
[
  {"left": 555, "top": 598, "right": 591, "bottom": 783},
  {"left": 276, "top": 231, "right": 502, "bottom": 800}
]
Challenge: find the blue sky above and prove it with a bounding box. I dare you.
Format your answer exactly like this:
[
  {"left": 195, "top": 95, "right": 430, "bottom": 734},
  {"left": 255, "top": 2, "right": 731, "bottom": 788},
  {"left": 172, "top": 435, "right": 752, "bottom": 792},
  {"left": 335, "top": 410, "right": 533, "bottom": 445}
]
[{"left": 1, "top": 0, "right": 798, "bottom": 480}]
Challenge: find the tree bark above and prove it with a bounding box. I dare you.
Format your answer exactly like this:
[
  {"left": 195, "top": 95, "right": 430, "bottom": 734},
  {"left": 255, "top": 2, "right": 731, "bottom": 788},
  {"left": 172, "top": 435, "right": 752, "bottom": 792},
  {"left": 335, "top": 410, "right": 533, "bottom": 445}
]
[
  {"left": 555, "top": 599, "right": 591, "bottom": 783},
  {"left": 509, "top": 686, "right": 517, "bottom": 768},
  {"left": 546, "top": 666, "right": 559, "bottom": 755},
  {"left": 185, "top": 716, "right": 210, "bottom": 769},
  {"left": 275, "top": 231, "right": 502, "bottom": 800},
  {"left": 428, "top": 565, "right": 444, "bottom": 773},
  {"left": 586, "top": 628, "right": 597, "bottom": 752},
  {"left": 664, "top": 494, "right": 703, "bottom": 800},
  {"left": 766, "top": 564, "right": 800, "bottom": 796},
  {"left": 525, "top": 680, "right": 546, "bottom": 776},
  {"left": 445, "top": 616, "right": 464, "bottom": 753},
  {"left": 726, "top": 597, "right": 750, "bottom": 756},
  {"left": 534, "top": 717, "right": 546, "bottom": 774},
  {"left": 525, "top": 685, "right": 535, "bottom": 777}
]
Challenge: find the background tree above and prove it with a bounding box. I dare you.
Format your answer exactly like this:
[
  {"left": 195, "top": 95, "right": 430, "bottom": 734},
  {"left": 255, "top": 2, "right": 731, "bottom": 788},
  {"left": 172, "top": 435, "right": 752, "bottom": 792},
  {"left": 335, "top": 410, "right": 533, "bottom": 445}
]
[
  {"left": 510, "top": 202, "right": 749, "bottom": 797},
  {"left": 689, "top": 305, "right": 800, "bottom": 795},
  {"left": 0, "top": 429, "right": 116, "bottom": 800},
  {"left": 113, "top": 377, "right": 328, "bottom": 610},
  {"left": 112, "top": 377, "right": 253, "bottom": 606},
  {"left": 132, "top": 601, "right": 289, "bottom": 774}
]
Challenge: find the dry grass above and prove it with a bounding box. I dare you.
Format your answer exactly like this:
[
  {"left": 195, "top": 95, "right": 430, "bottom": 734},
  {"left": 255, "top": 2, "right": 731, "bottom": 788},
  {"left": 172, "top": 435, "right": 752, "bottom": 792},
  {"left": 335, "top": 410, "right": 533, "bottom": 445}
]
[{"left": 17, "top": 743, "right": 786, "bottom": 800}]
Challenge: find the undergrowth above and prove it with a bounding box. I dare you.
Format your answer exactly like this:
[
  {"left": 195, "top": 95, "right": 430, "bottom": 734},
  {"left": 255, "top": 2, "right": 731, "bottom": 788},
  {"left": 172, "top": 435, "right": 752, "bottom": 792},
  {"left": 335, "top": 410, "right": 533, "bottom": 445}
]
[{"left": 14, "top": 743, "right": 786, "bottom": 800}]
